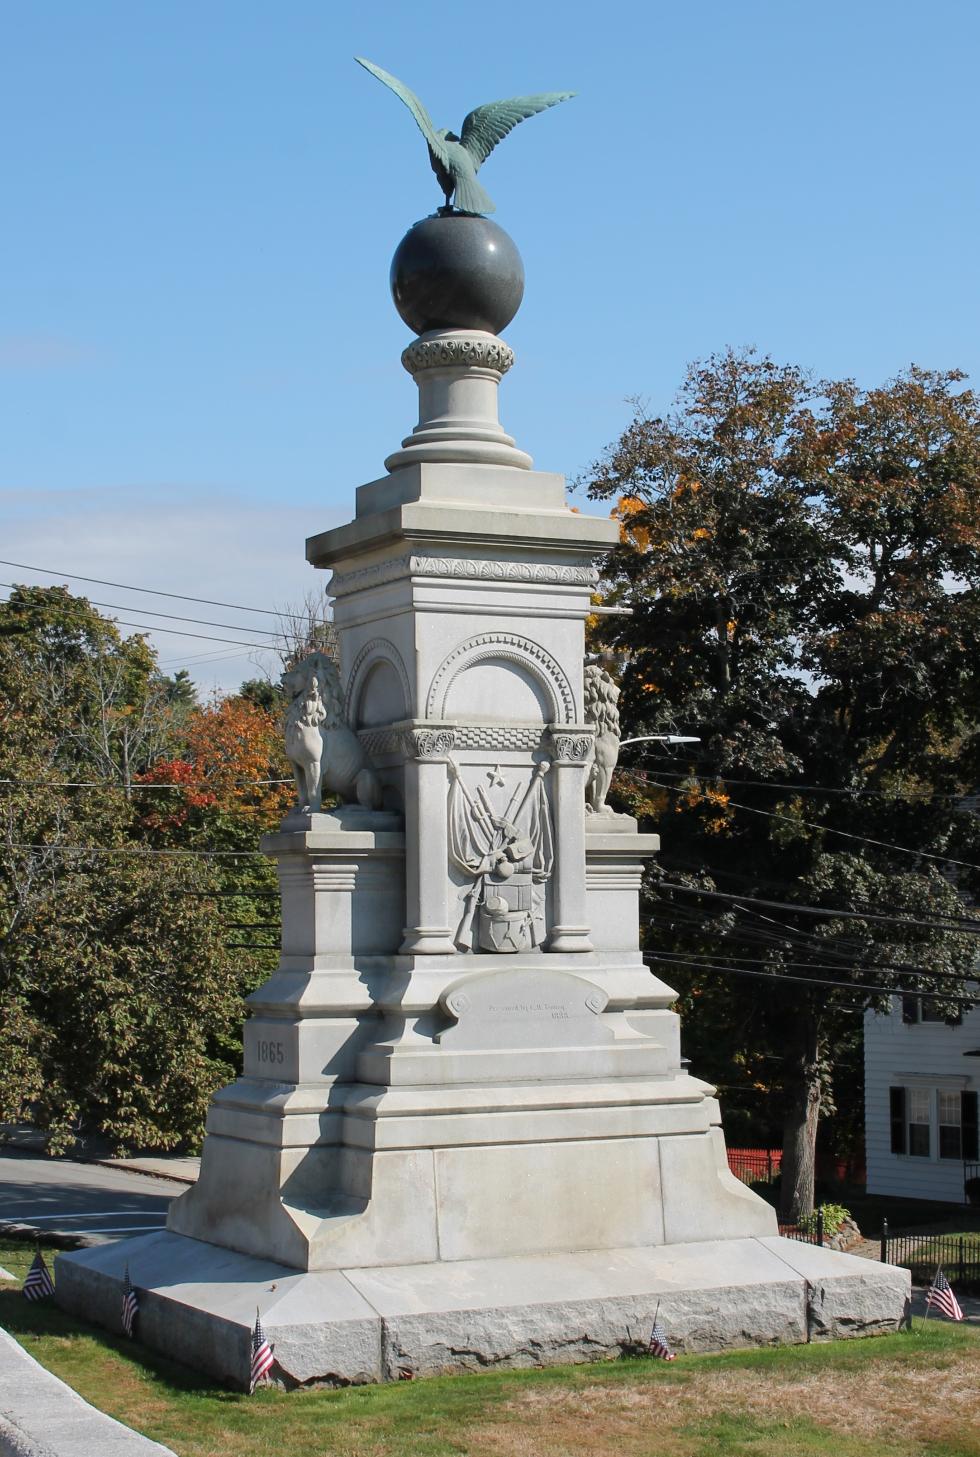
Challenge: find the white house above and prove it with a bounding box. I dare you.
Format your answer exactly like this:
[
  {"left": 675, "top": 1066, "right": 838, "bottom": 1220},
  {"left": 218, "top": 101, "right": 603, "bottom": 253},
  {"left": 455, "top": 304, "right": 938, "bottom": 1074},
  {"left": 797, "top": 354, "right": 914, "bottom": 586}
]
[{"left": 864, "top": 991, "right": 980, "bottom": 1204}]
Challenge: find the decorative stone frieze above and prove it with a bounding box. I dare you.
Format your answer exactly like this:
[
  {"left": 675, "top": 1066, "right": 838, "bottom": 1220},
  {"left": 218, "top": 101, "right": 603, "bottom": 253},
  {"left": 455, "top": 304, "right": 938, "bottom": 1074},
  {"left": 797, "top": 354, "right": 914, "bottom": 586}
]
[
  {"left": 329, "top": 554, "right": 599, "bottom": 599},
  {"left": 358, "top": 723, "right": 546, "bottom": 757},
  {"left": 402, "top": 336, "right": 515, "bottom": 377}
]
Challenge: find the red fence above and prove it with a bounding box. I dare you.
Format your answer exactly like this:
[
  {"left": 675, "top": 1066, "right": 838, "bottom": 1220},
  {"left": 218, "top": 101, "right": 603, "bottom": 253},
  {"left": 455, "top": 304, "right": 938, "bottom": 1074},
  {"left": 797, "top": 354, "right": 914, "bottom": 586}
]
[
  {"left": 727, "top": 1148, "right": 782, "bottom": 1185},
  {"left": 727, "top": 1147, "right": 865, "bottom": 1185}
]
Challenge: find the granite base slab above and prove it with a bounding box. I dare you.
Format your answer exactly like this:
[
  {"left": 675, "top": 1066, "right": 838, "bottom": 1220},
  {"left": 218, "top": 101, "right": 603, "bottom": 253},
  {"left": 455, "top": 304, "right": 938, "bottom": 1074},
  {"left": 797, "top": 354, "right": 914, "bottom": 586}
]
[{"left": 54, "top": 1232, "right": 910, "bottom": 1390}]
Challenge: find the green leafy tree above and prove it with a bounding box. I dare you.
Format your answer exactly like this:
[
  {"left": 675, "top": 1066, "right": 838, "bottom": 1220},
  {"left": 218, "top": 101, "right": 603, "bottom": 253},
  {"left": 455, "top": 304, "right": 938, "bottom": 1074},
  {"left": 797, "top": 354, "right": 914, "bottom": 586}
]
[
  {"left": 586, "top": 351, "right": 980, "bottom": 1221},
  {"left": 0, "top": 587, "right": 255, "bottom": 1152},
  {"left": 160, "top": 668, "right": 198, "bottom": 710},
  {"left": 239, "top": 677, "right": 283, "bottom": 713}
]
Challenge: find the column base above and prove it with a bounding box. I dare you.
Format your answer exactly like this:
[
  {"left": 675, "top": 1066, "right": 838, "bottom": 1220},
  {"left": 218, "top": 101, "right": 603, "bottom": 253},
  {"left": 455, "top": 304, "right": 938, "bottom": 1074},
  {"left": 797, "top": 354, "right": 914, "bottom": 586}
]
[
  {"left": 398, "top": 927, "right": 457, "bottom": 955},
  {"left": 546, "top": 924, "right": 595, "bottom": 953}
]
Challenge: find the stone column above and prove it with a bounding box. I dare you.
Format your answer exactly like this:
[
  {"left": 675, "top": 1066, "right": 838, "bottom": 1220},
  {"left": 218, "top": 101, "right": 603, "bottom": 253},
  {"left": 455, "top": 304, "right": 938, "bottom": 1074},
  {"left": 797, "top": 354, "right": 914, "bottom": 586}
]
[
  {"left": 545, "top": 728, "right": 595, "bottom": 953},
  {"left": 398, "top": 726, "right": 457, "bottom": 955},
  {"left": 384, "top": 331, "right": 533, "bottom": 472}
]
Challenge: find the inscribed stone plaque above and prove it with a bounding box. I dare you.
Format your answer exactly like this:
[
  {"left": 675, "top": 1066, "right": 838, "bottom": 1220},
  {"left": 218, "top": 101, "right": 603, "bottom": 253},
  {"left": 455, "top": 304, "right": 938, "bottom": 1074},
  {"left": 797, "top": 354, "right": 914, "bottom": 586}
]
[{"left": 437, "top": 967, "right": 610, "bottom": 1050}]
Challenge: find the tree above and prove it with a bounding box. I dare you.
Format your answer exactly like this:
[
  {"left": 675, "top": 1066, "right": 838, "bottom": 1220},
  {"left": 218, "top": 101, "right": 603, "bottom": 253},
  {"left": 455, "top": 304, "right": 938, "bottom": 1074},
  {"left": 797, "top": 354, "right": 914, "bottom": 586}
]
[
  {"left": 161, "top": 668, "right": 198, "bottom": 710},
  {"left": 0, "top": 588, "right": 269, "bottom": 1152},
  {"left": 586, "top": 351, "right": 980, "bottom": 1220},
  {"left": 273, "top": 589, "right": 338, "bottom": 669},
  {"left": 239, "top": 677, "right": 283, "bottom": 713},
  {"left": 136, "top": 692, "right": 293, "bottom": 1029},
  {"left": 138, "top": 693, "right": 293, "bottom": 841}
]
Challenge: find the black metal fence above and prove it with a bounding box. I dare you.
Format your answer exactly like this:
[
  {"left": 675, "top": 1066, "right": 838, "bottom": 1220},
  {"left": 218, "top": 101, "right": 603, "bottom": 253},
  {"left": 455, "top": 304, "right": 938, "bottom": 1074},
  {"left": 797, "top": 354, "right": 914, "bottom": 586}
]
[
  {"left": 779, "top": 1210, "right": 824, "bottom": 1246},
  {"left": 965, "top": 1161, "right": 980, "bottom": 1202},
  {"left": 880, "top": 1220, "right": 980, "bottom": 1286}
]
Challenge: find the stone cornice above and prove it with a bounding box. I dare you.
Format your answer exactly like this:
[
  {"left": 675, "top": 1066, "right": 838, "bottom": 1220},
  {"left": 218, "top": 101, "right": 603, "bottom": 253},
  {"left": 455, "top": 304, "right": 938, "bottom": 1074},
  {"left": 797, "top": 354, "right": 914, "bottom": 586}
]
[{"left": 329, "top": 553, "right": 599, "bottom": 599}]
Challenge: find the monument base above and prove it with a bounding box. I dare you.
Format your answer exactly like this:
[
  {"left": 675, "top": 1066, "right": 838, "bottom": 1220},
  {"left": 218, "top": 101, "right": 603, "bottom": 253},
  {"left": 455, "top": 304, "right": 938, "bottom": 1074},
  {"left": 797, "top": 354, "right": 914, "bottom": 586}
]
[{"left": 55, "top": 1232, "right": 909, "bottom": 1389}]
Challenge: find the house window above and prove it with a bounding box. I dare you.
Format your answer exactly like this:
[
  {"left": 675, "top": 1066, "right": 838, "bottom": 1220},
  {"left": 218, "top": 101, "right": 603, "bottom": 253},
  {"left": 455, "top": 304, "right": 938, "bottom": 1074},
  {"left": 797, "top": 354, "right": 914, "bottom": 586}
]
[
  {"left": 922, "top": 1002, "right": 963, "bottom": 1026},
  {"left": 907, "top": 1088, "right": 931, "bottom": 1157},
  {"left": 938, "top": 1091, "right": 962, "bottom": 1160},
  {"left": 890, "top": 1087, "right": 979, "bottom": 1160},
  {"left": 901, "top": 994, "right": 962, "bottom": 1026}
]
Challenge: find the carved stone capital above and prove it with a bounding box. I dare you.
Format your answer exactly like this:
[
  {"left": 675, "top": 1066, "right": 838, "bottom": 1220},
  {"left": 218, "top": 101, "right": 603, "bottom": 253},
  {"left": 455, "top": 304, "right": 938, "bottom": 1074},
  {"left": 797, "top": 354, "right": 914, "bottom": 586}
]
[
  {"left": 402, "top": 727, "right": 457, "bottom": 760},
  {"left": 401, "top": 336, "right": 515, "bottom": 377},
  {"left": 548, "top": 730, "right": 595, "bottom": 763}
]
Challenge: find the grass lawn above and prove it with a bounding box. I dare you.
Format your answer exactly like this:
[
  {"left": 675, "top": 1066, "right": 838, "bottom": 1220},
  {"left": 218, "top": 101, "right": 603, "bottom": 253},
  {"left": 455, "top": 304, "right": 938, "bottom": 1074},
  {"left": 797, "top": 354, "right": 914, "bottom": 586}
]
[{"left": 1, "top": 1237, "right": 978, "bottom": 1457}]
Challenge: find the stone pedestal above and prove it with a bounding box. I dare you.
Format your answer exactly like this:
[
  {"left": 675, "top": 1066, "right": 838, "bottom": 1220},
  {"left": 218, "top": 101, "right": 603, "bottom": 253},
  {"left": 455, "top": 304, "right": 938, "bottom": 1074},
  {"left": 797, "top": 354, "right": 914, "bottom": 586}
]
[{"left": 57, "top": 310, "right": 908, "bottom": 1383}]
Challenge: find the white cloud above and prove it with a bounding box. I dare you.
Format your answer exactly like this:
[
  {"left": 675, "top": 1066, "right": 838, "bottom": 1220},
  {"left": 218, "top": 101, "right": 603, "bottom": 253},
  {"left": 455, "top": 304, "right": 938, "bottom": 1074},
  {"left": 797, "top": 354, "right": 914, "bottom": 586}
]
[
  {"left": 0, "top": 485, "right": 344, "bottom": 695},
  {"left": 0, "top": 334, "right": 96, "bottom": 370}
]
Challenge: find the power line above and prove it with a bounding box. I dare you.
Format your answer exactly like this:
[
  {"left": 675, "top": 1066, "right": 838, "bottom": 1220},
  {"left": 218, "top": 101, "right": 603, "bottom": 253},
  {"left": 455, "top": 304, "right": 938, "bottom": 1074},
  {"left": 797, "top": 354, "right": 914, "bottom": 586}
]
[
  {"left": 657, "top": 855, "right": 980, "bottom": 929},
  {"left": 621, "top": 767, "right": 973, "bottom": 804},
  {"left": 652, "top": 878, "right": 980, "bottom": 934},
  {"left": 0, "top": 778, "right": 291, "bottom": 791},
  {"left": 4, "top": 843, "right": 264, "bottom": 858},
  {"left": 624, "top": 769, "right": 980, "bottom": 873},
  {"left": 0, "top": 582, "right": 284, "bottom": 639},
  {"left": 647, "top": 946, "right": 980, "bottom": 986},
  {"left": 644, "top": 954, "right": 978, "bottom": 1003},
  {"left": 648, "top": 883, "right": 959, "bottom": 947},
  {"left": 0, "top": 598, "right": 279, "bottom": 651},
  {"left": 0, "top": 559, "right": 317, "bottom": 623}
]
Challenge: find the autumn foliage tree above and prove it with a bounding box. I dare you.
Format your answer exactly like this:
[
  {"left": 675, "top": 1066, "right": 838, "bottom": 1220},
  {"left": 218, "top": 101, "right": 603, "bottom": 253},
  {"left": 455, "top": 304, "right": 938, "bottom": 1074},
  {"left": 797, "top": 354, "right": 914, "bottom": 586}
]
[{"left": 586, "top": 352, "right": 980, "bottom": 1220}]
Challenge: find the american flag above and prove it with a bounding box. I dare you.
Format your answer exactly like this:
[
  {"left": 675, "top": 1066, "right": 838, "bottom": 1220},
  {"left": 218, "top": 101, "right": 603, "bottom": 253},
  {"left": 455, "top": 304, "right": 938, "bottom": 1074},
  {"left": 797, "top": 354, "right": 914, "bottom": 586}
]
[
  {"left": 121, "top": 1265, "right": 139, "bottom": 1338},
  {"left": 22, "top": 1251, "right": 54, "bottom": 1301},
  {"left": 249, "top": 1311, "right": 274, "bottom": 1393},
  {"left": 926, "top": 1267, "right": 964, "bottom": 1322},
  {"left": 649, "top": 1316, "right": 676, "bottom": 1361}
]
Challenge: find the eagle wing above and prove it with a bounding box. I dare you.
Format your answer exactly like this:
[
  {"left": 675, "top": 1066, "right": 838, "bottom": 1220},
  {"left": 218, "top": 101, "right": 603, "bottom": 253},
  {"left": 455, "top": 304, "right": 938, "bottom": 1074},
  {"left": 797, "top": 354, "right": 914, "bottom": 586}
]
[
  {"left": 459, "top": 93, "right": 575, "bottom": 168},
  {"left": 354, "top": 57, "right": 451, "bottom": 170}
]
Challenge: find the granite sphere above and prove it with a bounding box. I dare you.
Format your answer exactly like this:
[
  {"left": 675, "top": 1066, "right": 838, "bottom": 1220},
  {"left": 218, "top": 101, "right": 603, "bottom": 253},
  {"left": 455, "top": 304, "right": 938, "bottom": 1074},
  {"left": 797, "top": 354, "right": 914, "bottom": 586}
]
[{"left": 390, "top": 214, "right": 525, "bottom": 336}]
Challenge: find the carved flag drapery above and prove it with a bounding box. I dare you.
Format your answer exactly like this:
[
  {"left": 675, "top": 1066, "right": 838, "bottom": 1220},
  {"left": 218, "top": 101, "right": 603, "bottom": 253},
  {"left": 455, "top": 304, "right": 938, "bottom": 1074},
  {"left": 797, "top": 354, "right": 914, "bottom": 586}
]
[{"left": 448, "top": 762, "right": 553, "bottom": 952}]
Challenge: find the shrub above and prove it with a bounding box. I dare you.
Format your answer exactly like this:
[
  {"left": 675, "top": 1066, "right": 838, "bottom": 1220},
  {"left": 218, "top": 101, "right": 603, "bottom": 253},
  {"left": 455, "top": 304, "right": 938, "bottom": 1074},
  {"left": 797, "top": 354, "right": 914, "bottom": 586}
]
[{"left": 798, "top": 1202, "right": 851, "bottom": 1237}]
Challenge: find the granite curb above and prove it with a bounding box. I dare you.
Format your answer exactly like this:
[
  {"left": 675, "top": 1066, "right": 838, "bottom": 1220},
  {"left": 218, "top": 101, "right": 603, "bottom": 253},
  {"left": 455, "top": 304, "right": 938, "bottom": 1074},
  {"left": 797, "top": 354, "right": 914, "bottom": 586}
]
[
  {"left": 0, "top": 1327, "right": 176, "bottom": 1457},
  {"left": 83, "top": 1157, "right": 199, "bottom": 1187}
]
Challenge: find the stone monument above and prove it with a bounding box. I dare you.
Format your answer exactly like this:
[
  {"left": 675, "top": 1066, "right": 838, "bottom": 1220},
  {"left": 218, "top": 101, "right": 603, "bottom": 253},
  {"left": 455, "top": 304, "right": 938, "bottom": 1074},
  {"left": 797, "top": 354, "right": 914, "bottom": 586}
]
[{"left": 56, "top": 84, "right": 908, "bottom": 1386}]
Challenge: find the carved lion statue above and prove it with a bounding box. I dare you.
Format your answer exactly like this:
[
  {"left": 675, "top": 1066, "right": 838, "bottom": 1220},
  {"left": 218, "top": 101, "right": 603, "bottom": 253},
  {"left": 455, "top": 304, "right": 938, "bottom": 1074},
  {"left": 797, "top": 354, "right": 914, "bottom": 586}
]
[
  {"left": 282, "top": 652, "right": 382, "bottom": 812},
  {"left": 583, "top": 663, "right": 621, "bottom": 814}
]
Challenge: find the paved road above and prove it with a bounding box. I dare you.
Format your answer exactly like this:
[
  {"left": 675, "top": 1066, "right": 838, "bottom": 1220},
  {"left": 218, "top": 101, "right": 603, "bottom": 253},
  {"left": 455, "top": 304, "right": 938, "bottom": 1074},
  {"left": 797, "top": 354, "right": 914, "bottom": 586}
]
[{"left": 0, "top": 1148, "right": 183, "bottom": 1241}]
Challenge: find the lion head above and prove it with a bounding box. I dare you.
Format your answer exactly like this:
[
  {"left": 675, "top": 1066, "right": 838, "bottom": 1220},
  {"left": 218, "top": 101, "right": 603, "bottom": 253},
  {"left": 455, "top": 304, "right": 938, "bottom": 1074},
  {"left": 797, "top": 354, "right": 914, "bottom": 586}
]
[{"left": 282, "top": 652, "right": 344, "bottom": 730}]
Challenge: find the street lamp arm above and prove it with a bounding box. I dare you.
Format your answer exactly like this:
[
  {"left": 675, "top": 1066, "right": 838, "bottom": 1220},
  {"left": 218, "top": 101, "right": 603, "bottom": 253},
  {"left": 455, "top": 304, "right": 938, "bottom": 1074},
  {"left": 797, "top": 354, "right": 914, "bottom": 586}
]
[{"left": 619, "top": 735, "right": 701, "bottom": 748}]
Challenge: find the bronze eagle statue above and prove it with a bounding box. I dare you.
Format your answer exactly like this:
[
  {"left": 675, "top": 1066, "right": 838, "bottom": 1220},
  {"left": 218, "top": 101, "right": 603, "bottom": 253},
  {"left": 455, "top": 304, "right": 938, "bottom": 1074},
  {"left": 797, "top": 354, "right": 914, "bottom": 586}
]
[{"left": 355, "top": 57, "right": 574, "bottom": 216}]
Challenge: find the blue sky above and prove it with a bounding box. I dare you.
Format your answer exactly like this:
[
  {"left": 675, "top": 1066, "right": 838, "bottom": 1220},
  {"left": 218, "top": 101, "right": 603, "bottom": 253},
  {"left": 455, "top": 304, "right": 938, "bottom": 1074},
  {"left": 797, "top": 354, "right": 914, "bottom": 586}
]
[{"left": 2, "top": 1, "right": 978, "bottom": 689}]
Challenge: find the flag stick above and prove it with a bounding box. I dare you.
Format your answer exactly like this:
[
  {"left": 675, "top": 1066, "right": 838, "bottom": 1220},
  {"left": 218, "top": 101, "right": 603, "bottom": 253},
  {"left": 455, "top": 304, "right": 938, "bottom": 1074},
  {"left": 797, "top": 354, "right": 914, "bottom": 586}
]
[
  {"left": 512, "top": 760, "right": 550, "bottom": 825},
  {"left": 448, "top": 761, "right": 495, "bottom": 849},
  {"left": 922, "top": 1263, "right": 941, "bottom": 1329}
]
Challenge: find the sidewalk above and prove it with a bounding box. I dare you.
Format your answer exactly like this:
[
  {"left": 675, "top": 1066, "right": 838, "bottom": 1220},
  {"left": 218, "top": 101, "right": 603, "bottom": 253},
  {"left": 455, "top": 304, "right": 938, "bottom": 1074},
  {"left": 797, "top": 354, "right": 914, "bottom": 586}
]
[
  {"left": 0, "top": 1327, "right": 176, "bottom": 1457},
  {"left": 0, "top": 1126, "right": 199, "bottom": 1187}
]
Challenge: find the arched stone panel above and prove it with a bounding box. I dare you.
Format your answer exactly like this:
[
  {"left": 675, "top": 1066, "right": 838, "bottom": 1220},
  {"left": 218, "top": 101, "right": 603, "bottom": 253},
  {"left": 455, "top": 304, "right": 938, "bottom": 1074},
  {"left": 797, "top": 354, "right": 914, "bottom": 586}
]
[
  {"left": 426, "top": 633, "right": 575, "bottom": 724},
  {"left": 345, "top": 638, "right": 412, "bottom": 727}
]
